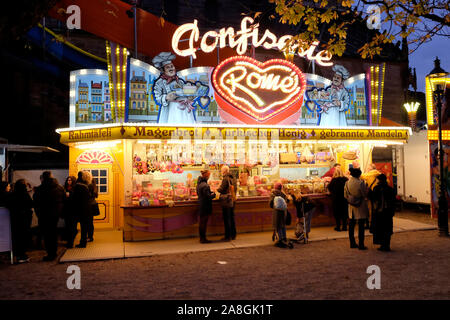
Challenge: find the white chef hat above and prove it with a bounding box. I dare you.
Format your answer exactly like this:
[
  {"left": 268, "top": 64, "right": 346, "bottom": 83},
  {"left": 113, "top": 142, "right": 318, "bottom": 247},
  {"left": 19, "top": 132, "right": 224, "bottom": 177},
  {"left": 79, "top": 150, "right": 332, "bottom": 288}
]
[
  {"left": 332, "top": 64, "right": 350, "bottom": 80},
  {"left": 152, "top": 52, "right": 176, "bottom": 69}
]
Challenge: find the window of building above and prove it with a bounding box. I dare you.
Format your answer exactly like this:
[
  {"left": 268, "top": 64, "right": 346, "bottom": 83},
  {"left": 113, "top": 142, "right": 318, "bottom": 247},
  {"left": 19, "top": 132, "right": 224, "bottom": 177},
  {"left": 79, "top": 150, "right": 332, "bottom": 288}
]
[{"left": 85, "top": 169, "right": 108, "bottom": 194}]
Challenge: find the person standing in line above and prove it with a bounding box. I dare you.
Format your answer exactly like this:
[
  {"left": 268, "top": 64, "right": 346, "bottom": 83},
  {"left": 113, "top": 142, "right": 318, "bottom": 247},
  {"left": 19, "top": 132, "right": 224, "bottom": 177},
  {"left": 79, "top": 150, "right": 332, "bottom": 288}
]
[
  {"left": 0, "top": 181, "right": 11, "bottom": 207},
  {"left": 327, "top": 167, "right": 349, "bottom": 231},
  {"left": 72, "top": 171, "right": 91, "bottom": 248},
  {"left": 9, "top": 179, "right": 33, "bottom": 263},
  {"left": 321, "top": 163, "right": 341, "bottom": 179},
  {"left": 86, "top": 171, "right": 98, "bottom": 242},
  {"left": 196, "top": 170, "right": 216, "bottom": 243},
  {"left": 63, "top": 176, "right": 77, "bottom": 248},
  {"left": 369, "top": 174, "right": 396, "bottom": 251},
  {"left": 217, "top": 165, "right": 237, "bottom": 241},
  {"left": 270, "top": 182, "right": 289, "bottom": 247},
  {"left": 344, "top": 167, "right": 369, "bottom": 250},
  {"left": 33, "top": 171, "right": 65, "bottom": 261},
  {"left": 361, "top": 163, "right": 381, "bottom": 229}
]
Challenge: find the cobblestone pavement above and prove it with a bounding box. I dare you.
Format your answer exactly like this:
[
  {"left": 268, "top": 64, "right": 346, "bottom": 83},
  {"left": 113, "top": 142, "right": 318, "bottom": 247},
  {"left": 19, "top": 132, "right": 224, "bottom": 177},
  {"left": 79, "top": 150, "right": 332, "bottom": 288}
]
[{"left": 0, "top": 211, "right": 449, "bottom": 300}]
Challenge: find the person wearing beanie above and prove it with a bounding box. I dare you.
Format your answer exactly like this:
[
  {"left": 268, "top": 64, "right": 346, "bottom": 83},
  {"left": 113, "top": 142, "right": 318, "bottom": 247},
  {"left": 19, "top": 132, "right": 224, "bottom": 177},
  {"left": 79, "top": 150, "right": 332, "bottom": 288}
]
[
  {"left": 369, "top": 174, "right": 396, "bottom": 251},
  {"left": 344, "top": 167, "right": 369, "bottom": 250}
]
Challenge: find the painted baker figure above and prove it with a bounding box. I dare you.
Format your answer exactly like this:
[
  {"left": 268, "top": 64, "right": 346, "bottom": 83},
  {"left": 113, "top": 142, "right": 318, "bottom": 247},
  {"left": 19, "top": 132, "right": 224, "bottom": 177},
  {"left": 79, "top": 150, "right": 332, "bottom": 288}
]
[
  {"left": 152, "top": 52, "right": 199, "bottom": 124},
  {"left": 307, "top": 64, "right": 350, "bottom": 127}
]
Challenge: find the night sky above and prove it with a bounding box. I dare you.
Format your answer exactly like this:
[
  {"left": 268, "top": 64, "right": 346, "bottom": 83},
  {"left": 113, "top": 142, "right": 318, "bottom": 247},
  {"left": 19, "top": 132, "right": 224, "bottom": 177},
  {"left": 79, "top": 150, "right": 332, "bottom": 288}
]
[{"left": 410, "top": 36, "right": 450, "bottom": 93}]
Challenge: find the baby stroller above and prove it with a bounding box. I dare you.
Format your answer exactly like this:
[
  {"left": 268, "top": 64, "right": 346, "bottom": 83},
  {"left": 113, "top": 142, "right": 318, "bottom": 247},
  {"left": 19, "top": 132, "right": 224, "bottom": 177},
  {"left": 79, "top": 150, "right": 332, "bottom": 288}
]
[{"left": 290, "top": 198, "right": 312, "bottom": 244}]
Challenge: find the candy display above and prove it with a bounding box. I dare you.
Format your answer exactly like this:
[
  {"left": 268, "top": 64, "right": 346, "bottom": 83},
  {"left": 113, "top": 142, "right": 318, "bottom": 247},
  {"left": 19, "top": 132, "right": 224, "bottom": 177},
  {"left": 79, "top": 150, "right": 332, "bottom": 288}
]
[{"left": 129, "top": 140, "right": 343, "bottom": 206}]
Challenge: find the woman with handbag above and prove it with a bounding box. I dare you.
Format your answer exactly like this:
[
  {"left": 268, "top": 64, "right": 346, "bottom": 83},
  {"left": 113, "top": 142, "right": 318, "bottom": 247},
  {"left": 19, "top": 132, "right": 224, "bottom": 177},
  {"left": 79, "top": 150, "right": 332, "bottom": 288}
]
[
  {"left": 217, "top": 166, "right": 237, "bottom": 241},
  {"left": 72, "top": 171, "right": 92, "bottom": 248},
  {"left": 86, "top": 172, "right": 99, "bottom": 243},
  {"left": 63, "top": 175, "right": 77, "bottom": 248}
]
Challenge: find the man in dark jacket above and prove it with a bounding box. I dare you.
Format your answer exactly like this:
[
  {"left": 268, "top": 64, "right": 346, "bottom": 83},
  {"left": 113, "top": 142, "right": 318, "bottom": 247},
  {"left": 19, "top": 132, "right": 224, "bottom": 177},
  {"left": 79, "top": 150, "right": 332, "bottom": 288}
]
[
  {"left": 217, "top": 166, "right": 238, "bottom": 241},
  {"left": 197, "top": 170, "right": 216, "bottom": 243},
  {"left": 33, "top": 171, "right": 65, "bottom": 261}
]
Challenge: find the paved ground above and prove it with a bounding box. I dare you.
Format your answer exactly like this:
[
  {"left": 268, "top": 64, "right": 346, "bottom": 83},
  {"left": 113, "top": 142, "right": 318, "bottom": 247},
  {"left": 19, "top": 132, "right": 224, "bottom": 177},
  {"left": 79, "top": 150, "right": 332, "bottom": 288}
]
[
  {"left": 0, "top": 211, "right": 448, "bottom": 300},
  {"left": 57, "top": 217, "right": 435, "bottom": 263}
]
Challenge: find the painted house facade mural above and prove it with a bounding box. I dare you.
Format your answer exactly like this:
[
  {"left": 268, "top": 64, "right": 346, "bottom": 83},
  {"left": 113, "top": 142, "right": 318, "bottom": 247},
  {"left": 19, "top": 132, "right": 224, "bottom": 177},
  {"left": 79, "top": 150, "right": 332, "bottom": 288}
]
[{"left": 70, "top": 53, "right": 370, "bottom": 127}]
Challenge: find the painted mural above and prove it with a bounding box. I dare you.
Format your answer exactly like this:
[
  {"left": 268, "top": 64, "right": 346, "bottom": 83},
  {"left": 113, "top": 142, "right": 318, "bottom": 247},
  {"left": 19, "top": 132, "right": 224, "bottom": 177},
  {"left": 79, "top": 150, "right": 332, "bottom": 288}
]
[
  {"left": 73, "top": 74, "right": 110, "bottom": 125},
  {"left": 71, "top": 53, "right": 370, "bottom": 127}
]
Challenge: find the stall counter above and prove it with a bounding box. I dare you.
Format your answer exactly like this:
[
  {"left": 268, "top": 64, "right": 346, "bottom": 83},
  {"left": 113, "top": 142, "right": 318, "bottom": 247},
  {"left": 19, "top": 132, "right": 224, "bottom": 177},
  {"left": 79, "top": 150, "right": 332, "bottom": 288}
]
[{"left": 122, "top": 194, "right": 334, "bottom": 241}]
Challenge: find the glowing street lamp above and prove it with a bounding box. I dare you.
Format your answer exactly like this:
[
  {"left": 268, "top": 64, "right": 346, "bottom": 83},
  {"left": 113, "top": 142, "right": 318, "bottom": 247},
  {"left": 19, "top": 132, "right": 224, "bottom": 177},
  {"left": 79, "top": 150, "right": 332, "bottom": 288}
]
[
  {"left": 427, "top": 56, "right": 449, "bottom": 237},
  {"left": 403, "top": 102, "right": 420, "bottom": 130}
]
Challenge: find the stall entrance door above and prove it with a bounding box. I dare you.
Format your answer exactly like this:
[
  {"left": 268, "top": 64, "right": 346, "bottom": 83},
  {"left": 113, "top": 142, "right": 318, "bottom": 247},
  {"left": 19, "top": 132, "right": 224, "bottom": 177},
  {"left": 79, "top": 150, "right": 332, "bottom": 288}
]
[{"left": 77, "top": 165, "right": 115, "bottom": 229}]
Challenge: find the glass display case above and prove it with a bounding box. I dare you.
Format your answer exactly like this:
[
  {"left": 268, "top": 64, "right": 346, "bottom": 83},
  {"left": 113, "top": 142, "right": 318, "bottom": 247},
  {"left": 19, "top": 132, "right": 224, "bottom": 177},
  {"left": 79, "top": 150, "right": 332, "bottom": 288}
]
[{"left": 128, "top": 140, "right": 360, "bottom": 206}]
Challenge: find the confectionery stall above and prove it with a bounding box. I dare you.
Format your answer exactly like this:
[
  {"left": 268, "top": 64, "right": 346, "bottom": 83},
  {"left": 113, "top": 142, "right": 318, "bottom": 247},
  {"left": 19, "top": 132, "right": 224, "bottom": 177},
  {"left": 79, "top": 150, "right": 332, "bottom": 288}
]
[
  {"left": 56, "top": 18, "right": 411, "bottom": 240},
  {"left": 57, "top": 124, "right": 409, "bottom": 240}
]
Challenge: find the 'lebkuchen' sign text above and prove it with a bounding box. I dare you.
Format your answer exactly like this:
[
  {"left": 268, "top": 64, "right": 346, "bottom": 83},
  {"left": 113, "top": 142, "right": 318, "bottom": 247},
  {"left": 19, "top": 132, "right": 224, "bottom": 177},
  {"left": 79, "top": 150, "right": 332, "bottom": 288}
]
[
  {"left": 172, "top": 17, "right": 333, "bottom": 66},
  {"left": 211, "top": 56, "right": 307, "bottom": 125}
]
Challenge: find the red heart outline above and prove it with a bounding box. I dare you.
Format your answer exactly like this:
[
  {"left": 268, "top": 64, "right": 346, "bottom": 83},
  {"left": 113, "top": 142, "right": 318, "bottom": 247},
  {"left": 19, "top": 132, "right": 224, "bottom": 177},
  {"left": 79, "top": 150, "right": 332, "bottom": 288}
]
[{"left": 211, "top": 56, "right": 307, "bottom": 125}]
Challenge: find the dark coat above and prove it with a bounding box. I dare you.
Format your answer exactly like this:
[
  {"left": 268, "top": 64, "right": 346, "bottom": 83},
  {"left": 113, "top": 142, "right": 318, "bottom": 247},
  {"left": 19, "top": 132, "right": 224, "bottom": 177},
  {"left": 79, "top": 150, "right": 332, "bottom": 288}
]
[
  {"left": 369, "top": 183, "right": 396, "bottom": 244},
  {"left": 0, "top": 190, "right": 11, "bottom": 208},
  {"left": 327, "top": 176, "right": 348, "bottom": 216},
  {"left": 291, "top": 194, "right": 315, "bottom": 219},
  {"left": 33, "top": 178, "right": 65, "bottom": 222},
  {"left": 72, "top": 182, "right": 91, "bottom": 218},
  {"left": 217, "top": 173, "right": 237, "bottom": 196},
  {"left": 88, "top": 183, "right": 98, "bottom": 207},
  {"left": 217, "top": 173, "right": 237, "bottom": 208},
  {"left": 269, "top": 189, "right": 288, "bottom": 229},
  {"left": 63, "top": 185, "right": 75, "bottom": 219},
  {"left": 196, "top": 176, "right": 216, "bottom": 216},
  {"left": 9, "top": 188, "right": 33, "bottom": 236},
  {"left": 344, "top": 177, "right": 369, "bottom": 219}
]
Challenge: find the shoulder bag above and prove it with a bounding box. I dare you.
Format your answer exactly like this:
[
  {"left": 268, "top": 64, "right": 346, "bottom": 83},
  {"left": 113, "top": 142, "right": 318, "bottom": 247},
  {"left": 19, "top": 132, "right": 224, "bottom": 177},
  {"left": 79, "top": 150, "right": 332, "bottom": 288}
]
[
  {"left": 345, "top": 184, "right": 362, "bottom": 207},
  {"left": 219, "top": 177, "right": 234, "bottom": 208}
]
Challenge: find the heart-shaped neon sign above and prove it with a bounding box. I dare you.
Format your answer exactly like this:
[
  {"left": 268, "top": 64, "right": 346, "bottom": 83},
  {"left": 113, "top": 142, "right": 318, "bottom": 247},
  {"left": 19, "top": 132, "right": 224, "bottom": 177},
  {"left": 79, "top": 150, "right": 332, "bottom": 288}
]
[{"left": 212, "top": 56, "right": 307, "bottom": 124}]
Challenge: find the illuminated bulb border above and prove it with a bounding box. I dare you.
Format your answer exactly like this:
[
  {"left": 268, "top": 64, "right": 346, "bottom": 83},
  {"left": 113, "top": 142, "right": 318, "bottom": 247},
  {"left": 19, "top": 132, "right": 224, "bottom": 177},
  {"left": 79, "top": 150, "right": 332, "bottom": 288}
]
[{"left": 211, "top": 56, "right": 307, "bottom": 122}]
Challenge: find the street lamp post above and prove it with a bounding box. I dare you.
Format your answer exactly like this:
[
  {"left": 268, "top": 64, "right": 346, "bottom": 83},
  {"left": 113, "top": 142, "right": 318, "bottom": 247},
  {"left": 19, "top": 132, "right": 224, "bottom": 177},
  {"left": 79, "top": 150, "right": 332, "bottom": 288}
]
[
  {"left": 428, "top": 57, "right": 449, "bottom": 237},
  {"left": 403, "top": 102, "right": 420, "bottom": 130}
]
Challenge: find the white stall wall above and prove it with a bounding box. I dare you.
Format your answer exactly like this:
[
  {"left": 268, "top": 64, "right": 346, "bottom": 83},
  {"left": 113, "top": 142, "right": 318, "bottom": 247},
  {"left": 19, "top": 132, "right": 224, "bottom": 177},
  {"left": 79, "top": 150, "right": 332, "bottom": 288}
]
[
  {"left": 397, "top": 131, "right": 430, "bottom": 204},
  {"left": 12, "top": 169, "right": 69, "bottom": 190}
]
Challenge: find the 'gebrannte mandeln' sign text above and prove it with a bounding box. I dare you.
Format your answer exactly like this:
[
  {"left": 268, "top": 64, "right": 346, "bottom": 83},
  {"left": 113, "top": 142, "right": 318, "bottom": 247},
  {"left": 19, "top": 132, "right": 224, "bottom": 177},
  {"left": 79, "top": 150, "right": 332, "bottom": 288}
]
[{"left": 59, "top": 125, "right": 409, "bottom": 143}]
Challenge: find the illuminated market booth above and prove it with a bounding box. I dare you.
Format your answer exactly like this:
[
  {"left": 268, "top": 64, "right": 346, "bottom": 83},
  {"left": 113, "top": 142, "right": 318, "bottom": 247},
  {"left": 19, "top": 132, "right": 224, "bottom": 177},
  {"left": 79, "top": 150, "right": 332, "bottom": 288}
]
[{"left": 56, "top": 19, "right": 411, "bottom": 241}]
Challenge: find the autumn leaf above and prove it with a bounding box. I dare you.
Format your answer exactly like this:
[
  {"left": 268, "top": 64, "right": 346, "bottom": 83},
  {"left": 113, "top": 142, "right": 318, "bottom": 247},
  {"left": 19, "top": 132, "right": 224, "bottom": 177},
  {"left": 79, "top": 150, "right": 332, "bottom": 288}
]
[
  {"left": 321, "top": 9, "right": 334, "bottom": 24},
  {"left": 159, "top": 16, "right": 165, "bottom": 28},
  {"left": 273, "top": 0, "right": 449, "bottom": 59}
]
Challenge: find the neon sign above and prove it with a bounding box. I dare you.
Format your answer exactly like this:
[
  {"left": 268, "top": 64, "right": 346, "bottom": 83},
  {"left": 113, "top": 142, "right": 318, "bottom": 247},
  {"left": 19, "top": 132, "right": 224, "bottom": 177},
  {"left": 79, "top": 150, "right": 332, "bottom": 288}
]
[
  {"left": 172, "top": 17, "right": 333, "bottom": 67},
  {"left": 211, "top": 56, "right": 307, "bottom": 125}
]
